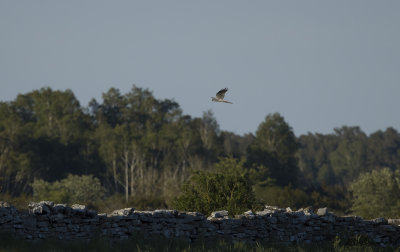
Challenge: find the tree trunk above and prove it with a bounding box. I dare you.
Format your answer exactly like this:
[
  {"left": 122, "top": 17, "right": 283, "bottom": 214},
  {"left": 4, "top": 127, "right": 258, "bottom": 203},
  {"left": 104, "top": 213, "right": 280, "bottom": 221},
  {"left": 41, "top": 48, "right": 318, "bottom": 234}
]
[
  {"left": 0, "top": 146, "right": 8, "bottom": 172},
  {"left": 130, "top": 150, "right": 136, "bottom": 198},
  {"left": 124, "top": 150, "right": 129, "bottom": 203},
  {"left": 112, "top": 152, "right": 118, "bottom": 192}
]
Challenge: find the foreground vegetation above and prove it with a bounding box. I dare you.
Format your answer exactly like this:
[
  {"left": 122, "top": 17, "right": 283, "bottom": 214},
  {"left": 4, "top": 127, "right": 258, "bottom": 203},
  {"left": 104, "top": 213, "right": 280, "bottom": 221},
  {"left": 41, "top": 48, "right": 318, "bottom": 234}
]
[
  {"left": 1, "top": 86, "right": 400, "bottom": 219},
  {"left": 0, "top": 232, "right": 398, "bottom": 252}
]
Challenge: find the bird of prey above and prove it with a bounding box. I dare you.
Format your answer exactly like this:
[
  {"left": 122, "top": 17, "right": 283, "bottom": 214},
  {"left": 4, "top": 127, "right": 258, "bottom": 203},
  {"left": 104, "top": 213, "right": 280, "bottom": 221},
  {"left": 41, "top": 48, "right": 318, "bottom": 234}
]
[{"left": 211, "top": 88, "right": 233, "bottom": 104}]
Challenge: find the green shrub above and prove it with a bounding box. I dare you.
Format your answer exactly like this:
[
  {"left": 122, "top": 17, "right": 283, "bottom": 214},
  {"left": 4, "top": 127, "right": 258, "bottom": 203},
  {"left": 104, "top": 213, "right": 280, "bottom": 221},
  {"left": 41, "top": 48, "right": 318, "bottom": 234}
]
[
  {"left": 0, "top": 193, "right": 33, "bottom": 211},
  {"left": 32, "top": 174, "right": 106, "bottom": 207},
  {"left": 254, "top": 184, "right": 313, "bottom": 209},
  {"left": 350, "top": 168, "right": 400, "bottom": 219},
  {"left": 172, "top": 157, "right": 259, "bottom": 216}
]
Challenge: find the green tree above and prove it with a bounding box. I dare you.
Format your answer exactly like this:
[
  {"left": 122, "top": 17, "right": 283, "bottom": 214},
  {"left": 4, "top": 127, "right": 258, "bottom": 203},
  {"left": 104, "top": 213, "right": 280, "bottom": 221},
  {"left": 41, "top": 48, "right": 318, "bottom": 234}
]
[
  {"left": 247, "top": 113, "right": 299, "bottom": 186},
  {"left": 317, "top": 164, "right": 336, "bottom": 186},
  {"left": 197, "top": 110, "right": 221, "bottom": 160},
  {"left": 15, "top": 88, "right": 96, "bottom": 182},
  {"left": 297, "top": 133, "right": 339, "bottom": 186},
  {"left": 92, "top": 85, "right": 192, "bottom": 204},
  {"left": 329, "top": 127, "right": 368, "bottom": 185},
  {"left": 95, "top": 88, "right": 126, "bottom": 127},
  {"left": 0, "top": 101, "right": 33, "bottom": 195},
  {"left": 350, "top": 168, "right": 400, "bottom": 219},
  {"left": 220, "top": 131, "right": 254, "bottom": 159},
  {"left": 367, "top": 128, "right": 400, "bottom": 172},
  {"left": 172, "top": 157, "right": 257, "bottom": 216}
]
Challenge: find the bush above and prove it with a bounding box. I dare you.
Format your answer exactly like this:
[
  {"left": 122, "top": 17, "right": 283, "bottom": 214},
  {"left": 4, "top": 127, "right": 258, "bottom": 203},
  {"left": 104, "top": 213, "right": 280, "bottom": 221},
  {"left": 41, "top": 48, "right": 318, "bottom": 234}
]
[
  {"left": 32, "top": 174, "right": 106, "bottom": 207},
  {"left": 350, "top": 168, "right": 400, "bottom": 219},
  {"left": 254, "top": 184, "right": 313, "bottom": 209},
  {"left": 172, "top": 157, "right": 259, "bottom": 216},
  {"left": 0, "top": 193, "right": 33, "bottom": 211}
]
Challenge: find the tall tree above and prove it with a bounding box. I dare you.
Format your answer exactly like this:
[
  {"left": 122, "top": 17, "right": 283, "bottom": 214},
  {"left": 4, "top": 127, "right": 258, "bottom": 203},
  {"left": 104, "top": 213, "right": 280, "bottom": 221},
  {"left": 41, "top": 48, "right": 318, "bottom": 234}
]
[
  {"left": 25, "top": 88, "right": 94, "bottom": 181},
  {"left": 329, "top": 126, "right": 368, "bottom": 185},
  {"left": 247, "top": 113, "right": 299, "bottom": 186},
  {"left": 297, "top": 133, "right": 339, "bottom": 186},
  {"left": 367, "top": 127, "right": 400, "bottom": 171},
  {"left": 0, "top": 101, "right": 32, "bottom": 194}
]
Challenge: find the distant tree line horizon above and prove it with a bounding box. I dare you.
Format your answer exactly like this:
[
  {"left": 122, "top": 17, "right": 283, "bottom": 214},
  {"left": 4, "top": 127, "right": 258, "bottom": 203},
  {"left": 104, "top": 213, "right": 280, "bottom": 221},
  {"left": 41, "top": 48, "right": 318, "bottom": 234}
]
[{"left": 1, "top": 85, "right": 400, "bottom": 218}]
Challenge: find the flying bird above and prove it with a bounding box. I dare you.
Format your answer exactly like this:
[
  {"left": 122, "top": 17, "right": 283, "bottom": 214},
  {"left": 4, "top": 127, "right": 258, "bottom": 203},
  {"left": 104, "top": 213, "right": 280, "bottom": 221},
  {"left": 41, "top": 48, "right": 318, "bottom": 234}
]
[{"left": 211, "top": 88, "right": 233, "bottom": 104}]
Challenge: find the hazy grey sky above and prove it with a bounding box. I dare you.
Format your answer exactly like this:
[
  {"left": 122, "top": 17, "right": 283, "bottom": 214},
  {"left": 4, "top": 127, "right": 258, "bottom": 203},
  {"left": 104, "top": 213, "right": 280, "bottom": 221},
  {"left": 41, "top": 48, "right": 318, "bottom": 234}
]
[{"left": 1, "top": 1, "right": 399, "bottom": 136}]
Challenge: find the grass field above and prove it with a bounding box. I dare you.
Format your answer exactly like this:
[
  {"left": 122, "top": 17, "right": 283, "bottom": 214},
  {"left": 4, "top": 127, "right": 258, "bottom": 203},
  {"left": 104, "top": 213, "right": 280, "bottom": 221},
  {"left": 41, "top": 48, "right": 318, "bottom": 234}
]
[{"left": 0, "top": 233, "right": 399, "bottom": 252}]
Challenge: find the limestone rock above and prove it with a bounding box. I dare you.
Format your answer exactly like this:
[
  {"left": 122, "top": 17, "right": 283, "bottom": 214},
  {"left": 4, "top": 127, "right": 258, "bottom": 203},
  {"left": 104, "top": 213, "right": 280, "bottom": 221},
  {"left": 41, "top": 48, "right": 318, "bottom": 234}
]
[
  {"left": 71, "top": 204, "right": 87, "bottom": 215},
  {"left": 265, "top": 205, "right": 285, "bottom": 212},
  {"left": 111, "top": 208, "right": 135, "bottom": 216},
  {"left": 28, "top": 201, "right": 53, "bottom": 215},
  {"left": 316, "top": 207, "right": 328, "bottom": 216},
  {"left": 303, "top": 206, "right": 314, "bottom": 215},
  {"left": 372, "top": 217, "right": 387, "bottom": 225},
  {"left": 0, "top": 201, "right": 11, "bottom": 208},
  {"left": 153, "top": 209, "right": 177, "bottom": 217},
  {"left": 255, "top": 210, "right": 271, "bottom": 216},
  {"left": 244, "top": 210, "right": 254, "bottom": 216},
  {"left": 0, "top": 202, "right": 17, "bottom": 216},
  {"left": 210, "top": 210, "right": 228, "bottom": 218},
  {"left": 243, "top": 210, "right": 255, "bottom": 219},
  {"left": 388, "top": 219, "right": 400, "bottom": 226},
  {"left": 53, "top": 204, "right": 69, "bottom": 214}
]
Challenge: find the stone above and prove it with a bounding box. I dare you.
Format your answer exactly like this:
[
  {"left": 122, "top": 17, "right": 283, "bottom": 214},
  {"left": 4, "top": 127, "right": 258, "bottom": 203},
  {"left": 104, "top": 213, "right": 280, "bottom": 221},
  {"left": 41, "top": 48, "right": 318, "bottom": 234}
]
[
  {"left": 244, "top": 210, "right": 255, "bottom": 219},
  {"left": 184, "top": 212, "right": 203, "bottom": 217},
  {"left": 39, "top": 201, "right": 54, "bottom": 207},
  {"left": 321, "top": 214, "right": 336, "bottom": 223},
  {"left": 0, "top": 202, "right": 17, "bottom": 216},
  {"left": 0, "top": 215, "right": 13, "bottom": 224},
  {"left": 268, "top": 216, "right": 278, "bottom": 224},
  {"left": 0, "top": 201, "right": 11, "bottom": 208},
  {"left": 210, "top": 210, "right": 228, "bottom": 218},
  {"left": 53, "top": 204, "right": 68, "bottom": 213},
  {"left": 1, "top": 201, "right": 400, "bottom": 247},
  {"left": 372, "top": 217, "right": 387, "bottom": 225},
  {"left": 153, "top": 209, "right": 177, "bottom": 217},
  {"left": 28, "top": 202, "right": 52, "bottom": 215},
  {"left": 71, "top": 204, "right": 87, "bottom": 215},
  {"left": 388, "top": 219, "right": 400, "bottom": 226},
  {"left": 87, "top": 209, "right": 98, "bottom": 218},
  {"left": 111, "top": 208, "right": 135, "bottom": 216},
  {"left": 71, "top": 204, "right": 86, "bottom": 210},
  {"left": 265, "top": 205, "right": 285, "bottom": 212},
  {"left": 303, "top": 206, "right": 314, "bottom": 215},
  {"left": 316, "top": 207, "right": 328, "bottom": 216},
  {"left": 380, "top": 225, "right": 396, "bottom": 232},
  {"left": 256, "top": 210, "right": 272, "bottom": 216}
]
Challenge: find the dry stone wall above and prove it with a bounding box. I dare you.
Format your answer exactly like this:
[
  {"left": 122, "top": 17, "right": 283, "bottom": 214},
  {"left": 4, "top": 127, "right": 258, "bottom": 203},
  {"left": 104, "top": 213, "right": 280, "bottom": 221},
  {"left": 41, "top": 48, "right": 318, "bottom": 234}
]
[{"left": 1, "top": 201, "right": 400, "bottom": 247}]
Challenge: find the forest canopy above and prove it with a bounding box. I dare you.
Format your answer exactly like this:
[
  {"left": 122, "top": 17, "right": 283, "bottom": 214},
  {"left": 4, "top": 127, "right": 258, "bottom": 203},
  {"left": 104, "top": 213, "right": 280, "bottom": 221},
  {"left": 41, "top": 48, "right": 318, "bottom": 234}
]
[{"left": 1, "top": 86, "right": 400, "bottom": 219}]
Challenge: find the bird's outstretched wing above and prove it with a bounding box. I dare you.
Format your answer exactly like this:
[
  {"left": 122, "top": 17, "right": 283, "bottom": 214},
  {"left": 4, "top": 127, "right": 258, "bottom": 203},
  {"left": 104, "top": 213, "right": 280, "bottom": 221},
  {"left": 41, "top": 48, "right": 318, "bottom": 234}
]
[
  {"left": 222, "top": 100, "right": 232, "bottom": 104},
  {"left": 216, "top": 88, "right": 228, "bottom": 99}
]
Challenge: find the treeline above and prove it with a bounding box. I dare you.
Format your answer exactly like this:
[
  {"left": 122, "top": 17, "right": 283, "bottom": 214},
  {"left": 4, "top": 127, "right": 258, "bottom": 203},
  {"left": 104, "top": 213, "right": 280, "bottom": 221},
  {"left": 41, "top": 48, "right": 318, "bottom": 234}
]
[{"left": 1, "top": 86, "right": 400, "bottom": 218}]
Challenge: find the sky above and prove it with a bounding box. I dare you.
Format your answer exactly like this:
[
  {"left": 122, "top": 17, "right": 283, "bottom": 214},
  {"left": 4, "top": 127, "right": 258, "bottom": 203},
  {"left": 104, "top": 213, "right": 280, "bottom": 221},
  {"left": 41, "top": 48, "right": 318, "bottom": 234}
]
[{"left": 1, "top": 1, "right": 399, "bottom": 136}]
